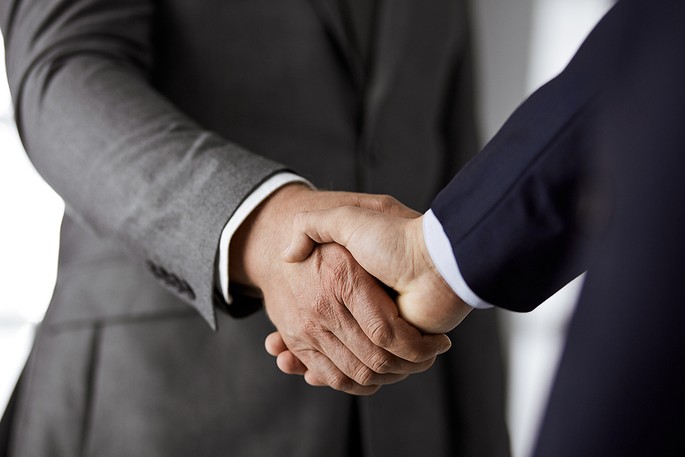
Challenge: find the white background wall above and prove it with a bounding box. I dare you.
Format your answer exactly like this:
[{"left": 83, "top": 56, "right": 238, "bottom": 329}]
[
  {"left": 0, "top": 33, "right": 65, "bottom": 412},
  {"left": 0, "top": 1, "right": 612, "bottom": 455}
]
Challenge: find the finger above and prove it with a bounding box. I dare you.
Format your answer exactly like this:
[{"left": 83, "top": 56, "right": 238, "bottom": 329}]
[
  {"left": 312, "top": 243, "right": 448, "bottom": 374},
  {"left": 283, "top": 207, "right": 362, "bottom": 262},
  {"left": 282, "top": 228, "right": 319, "bottom": 263},
  {"left": 296, "top": 348, "right": 383, "bottom": 396},
  {"left": 276, "top": 350, "right": 308, "bottom": 375},
  {"left": 343, "top": 267, "right": 452, "bottom": 363},
  {"left": 383, "top": 319, "right": 452, "bottom": 362},
  {"left": 266, "top": 333, "right": 309, "bottom": 375},
  {"left": 284, "top": 192, "right": 418, "bottom": 263},
  {"left": 306, "top": 323, "right": 410, "bottom": 386},
  {"left": 265, "top": 331, "right": 288, "bottom": 356},
  {"left": 266, "top": 309, "right": 403, "bottom": 388},
  {"left": 329, "top": 299, "right": 440, "bottom": 376}
]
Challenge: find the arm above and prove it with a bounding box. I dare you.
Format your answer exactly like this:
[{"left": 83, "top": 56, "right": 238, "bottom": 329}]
[
  {"left": 429, "top": 0, "right": 629, "bottom": 311},
  {"left": 276, "top": 20, "right": 608, "bottom": 335},
  {"left": 1, "top": 0, "right": 450, "bottom": 394},
  {"left": 1, "top": 0, "right": 284, "bottom": 327},
  {"left": 268, "top": 1, "right": 636, "bottom": 383}
]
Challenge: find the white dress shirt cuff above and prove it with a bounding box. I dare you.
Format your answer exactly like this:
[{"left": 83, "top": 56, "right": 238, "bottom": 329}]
[
  {"left": 218, "top": 172, "right": 314, "bottom": 303},
  {"left": 422, "top": 209, "right": 494, "bottom": 309}
]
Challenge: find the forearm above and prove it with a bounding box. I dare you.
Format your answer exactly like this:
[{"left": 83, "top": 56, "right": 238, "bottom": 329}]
[
  {"left": 2, "top": 0, "right": 286, "bottom": 324},
  {"left": 431, "top": 0, "right": 635, "bottom": 312}
]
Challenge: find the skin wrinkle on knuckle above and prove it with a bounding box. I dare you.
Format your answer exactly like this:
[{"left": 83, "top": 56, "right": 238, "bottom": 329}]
[
  {"left": 311, "top": 295, "right": 333, "bottom": 321},
  {"left": 300, "top": 318, "right": 327, "bottom": 351},
  {"left": 326, "top": 252, "right": 357, "bottom": 308},
  {"left": 303, "top": 354, "right": 335, "bottom": 382},
  {"left": 284, "top": 339, "right": 311, "bottom": 361},
  {"left": 276, "top": 237, "right": 418, "bottom": 392},
  {"left": 367, "top": 350, "right": 395, "bottom": 375},
  {"left": 339, "top": 253, "right": 399, "bottom": 351},
  {"left": 329, "top": 372, "right": 355, "bottom": 393},
  {"left": 367, "top": 316, "right": 395, "bottom": 349},
  {"left": 333, "top": 253, "right": 384, "bottom": 344},
  {"left": 374, "top": 194, "right": 398, "bottom": 213},
  {"left": 354, "top": 365, "right": 379, "bottom": 387}
]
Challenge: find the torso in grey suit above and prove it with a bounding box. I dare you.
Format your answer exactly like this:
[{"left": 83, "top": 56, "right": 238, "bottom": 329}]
[{"left": 0, "top": 0, "right": 509, "bottom": 455}]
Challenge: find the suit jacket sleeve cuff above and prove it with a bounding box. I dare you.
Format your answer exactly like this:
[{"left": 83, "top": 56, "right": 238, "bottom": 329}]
[
  {"left": 217, "top": 172, "right": 315, "bottom": 303},
  {"left": 423, "top": 209, "right": 494, "bottom": 309}
]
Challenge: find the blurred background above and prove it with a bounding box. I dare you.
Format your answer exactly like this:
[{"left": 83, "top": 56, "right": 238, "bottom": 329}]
[{"left": 0, "top": 0, "right": 612, "bottom": 456}]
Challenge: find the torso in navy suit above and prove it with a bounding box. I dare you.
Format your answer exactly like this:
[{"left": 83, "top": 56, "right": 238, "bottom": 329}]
[{"left": 432, "top": 0, "right": 685, "bottom": 454}]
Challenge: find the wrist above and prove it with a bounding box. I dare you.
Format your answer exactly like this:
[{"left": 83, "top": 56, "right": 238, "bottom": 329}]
[
  {"left": 401, "top": 216, "right": 471, "bottom": 333},
  {"left": 415, "top": 217, "right": 460, "bottom": 302},
  {"left": 229, "top": 183, "right": 314, "bottom": 289}
]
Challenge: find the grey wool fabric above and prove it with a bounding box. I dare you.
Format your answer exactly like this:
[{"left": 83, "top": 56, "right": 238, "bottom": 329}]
[{"left": 0, "top": 1, "right": 510, "bottom": 456}]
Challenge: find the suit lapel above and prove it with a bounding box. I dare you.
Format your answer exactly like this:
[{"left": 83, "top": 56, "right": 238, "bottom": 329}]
[
  {"left": 363, "top": 0, "right": 414, "bottom": 138},
  {"left": 308, "top": 0, "right": 366, "bottom": 90}
]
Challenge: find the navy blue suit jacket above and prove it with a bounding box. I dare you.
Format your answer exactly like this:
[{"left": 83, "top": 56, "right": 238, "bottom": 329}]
[{"left": 433, "top": 0, "right": 685, "bottom": 454}]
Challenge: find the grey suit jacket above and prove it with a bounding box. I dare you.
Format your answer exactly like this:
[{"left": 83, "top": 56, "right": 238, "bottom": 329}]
[{"left": 1, "top": 0, "right": 509, "bottom": 456}]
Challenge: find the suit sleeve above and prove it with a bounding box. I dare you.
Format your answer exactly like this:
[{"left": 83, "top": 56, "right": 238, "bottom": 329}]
[
  {"left": 430, "top": 0, "right": 635, "bottom": 312},
  {"left": 0, "top": 0, "right": 287, "bottom": 328}
]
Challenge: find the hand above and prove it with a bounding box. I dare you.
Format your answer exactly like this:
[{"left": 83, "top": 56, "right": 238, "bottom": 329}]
[
  {"left": 230, "top": 185, "right": 452, "bottom": 395},
  {"left": 283, "top": 205, "right": 473, "bottom": 334}
]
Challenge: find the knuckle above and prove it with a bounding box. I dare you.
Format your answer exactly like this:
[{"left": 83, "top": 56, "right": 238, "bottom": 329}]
[
  {"left": 311, "top": 297, "right": 328, "bottom": 319},
  {"left": 329, "top": 372, "right": 354, "bottom": 392},
  {"left": 375, "top": 194, "right": 399, "bottom": 212},
  {"left": 330, "top": 258, "right": 350, "bottom": 285},
  {"left": 355, "top": 366, "right": 379, "bottom": 387},
  {"left": 301, "top": 316, "right": 325, "bottom": 340},
  {"left": 311, "top": 296, "right": 335, "bottom": 322},
  {"left": 368, "top": 352, "right": 395, "bottom": 375},
  {"left": 368, "top": 319, "right": 395, "bottom": 349},
  {"left": 325, "top": 243, "right": 355, "bottom": 270},
  {"left": 326, "top": 253, "right": 356, "bottom": 303}
]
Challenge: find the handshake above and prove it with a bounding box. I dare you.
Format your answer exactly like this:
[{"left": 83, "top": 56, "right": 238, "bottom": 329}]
[{"left": 231, "top": 184, "right": 473, "bottom": 395}]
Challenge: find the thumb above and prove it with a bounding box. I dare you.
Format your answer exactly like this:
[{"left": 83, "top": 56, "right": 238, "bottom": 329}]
[
  {"left": 282, "top": 221, "right": 318, "bottom": 262},
  {"left": 353, "top": 194, "right": 420, "bottom": 219},
  {"left": 282, "top": 209, "right": 335, "bottom": 262},
  {"left": 283, "top": 207, "right": 359, "bottom": 262}
]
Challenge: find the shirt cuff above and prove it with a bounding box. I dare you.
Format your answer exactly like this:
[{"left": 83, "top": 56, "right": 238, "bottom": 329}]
[
  {"left": 422, "top": 209, "right": 494, "bottom": 309},
  {"left": 218, "top": 172, "right": 314, "bottom": 303}
]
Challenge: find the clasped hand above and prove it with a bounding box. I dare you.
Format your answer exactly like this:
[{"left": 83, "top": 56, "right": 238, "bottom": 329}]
[
  {"left": 252, "top": 188, "right": 472, "bottom": 394},
  {"left": 231, "top": 185, "right": 454, "bottom": 395}
]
